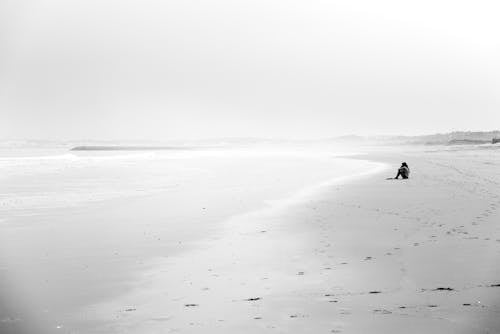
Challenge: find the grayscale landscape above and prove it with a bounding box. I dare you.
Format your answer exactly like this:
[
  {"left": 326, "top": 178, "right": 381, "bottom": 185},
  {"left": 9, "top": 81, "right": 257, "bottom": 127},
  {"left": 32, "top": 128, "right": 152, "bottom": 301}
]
[{"left": 1, "top": 1, "right": 499, "bottom": 333}]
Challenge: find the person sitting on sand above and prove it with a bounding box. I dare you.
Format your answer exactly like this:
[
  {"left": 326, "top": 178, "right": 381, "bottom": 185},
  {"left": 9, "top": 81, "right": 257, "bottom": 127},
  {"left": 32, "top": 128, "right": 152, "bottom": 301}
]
[{"left": 394, "top": 162, "right": 410, "bottom": 179}]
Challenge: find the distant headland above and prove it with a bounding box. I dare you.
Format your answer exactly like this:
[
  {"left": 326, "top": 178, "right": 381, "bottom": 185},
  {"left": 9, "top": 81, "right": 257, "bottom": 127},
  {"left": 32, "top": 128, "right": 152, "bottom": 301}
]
[
  {"left": 70, "top": 146, "right": 195, "bottom": 151},
  {"left": 6, "top": 130, "right": 498, "bottom": 151}
]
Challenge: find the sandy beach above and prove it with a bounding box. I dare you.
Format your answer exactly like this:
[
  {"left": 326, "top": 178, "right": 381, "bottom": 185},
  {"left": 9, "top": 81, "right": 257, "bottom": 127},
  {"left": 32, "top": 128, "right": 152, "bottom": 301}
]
[
  {"left": 3, "top": 0, "right": 499, "bottom": 332},
  {"left": 1, "top": 145, "right": 500, "bottom": 333}
]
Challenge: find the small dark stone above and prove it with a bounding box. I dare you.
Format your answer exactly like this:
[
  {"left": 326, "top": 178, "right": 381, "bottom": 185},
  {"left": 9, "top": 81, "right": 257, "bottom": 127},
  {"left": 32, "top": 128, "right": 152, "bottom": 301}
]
[
  {"left": 245, "top": 297, "right": 261, "bottom": 301},
  {"left": 185, "top": 304, "right": 198, "bottom": 307},
  {"left": 490, "top": 284, "right": 500, "bottom": 287},
  {"left": 428, "top": 304, "right": 438, "bottom": 308},
  {"left": 433, "top": 287, "right": 454, "bottom": 291},
  {"left": 463, "top": 303, "right": 471, "bottom": 306},
  {"left": 369, "top": 291, "right": 381, "bottom": 294}
]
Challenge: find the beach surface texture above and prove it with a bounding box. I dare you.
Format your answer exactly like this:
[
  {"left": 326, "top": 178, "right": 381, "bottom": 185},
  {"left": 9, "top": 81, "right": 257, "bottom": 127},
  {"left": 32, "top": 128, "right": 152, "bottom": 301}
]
[{"left": 1, "top": 145, "right": 500, "bottom": 333}]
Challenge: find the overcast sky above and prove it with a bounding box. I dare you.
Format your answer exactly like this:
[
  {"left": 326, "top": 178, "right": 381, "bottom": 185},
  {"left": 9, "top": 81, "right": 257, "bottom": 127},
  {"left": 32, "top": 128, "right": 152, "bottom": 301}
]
[{"left": 1, "top": 0, "right": 499, "bottom": 140}]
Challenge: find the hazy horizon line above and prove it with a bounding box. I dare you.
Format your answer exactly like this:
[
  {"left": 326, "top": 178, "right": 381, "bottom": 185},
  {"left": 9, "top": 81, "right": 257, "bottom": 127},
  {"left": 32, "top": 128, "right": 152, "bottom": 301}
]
[{"left": 1, "top": 129, "right": 499, "bottom": 143}]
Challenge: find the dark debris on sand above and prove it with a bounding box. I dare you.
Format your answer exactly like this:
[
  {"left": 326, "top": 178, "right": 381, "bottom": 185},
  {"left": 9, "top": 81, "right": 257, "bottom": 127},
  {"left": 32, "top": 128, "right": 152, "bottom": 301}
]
[{"left": 432, "top": 287, "right": 455, "bottom": 291}]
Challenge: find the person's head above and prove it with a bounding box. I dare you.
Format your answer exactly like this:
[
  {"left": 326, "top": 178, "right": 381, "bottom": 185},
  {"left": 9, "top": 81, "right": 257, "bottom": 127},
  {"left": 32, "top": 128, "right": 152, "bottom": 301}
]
[{"left": 401, "top": 162, "right": 408, "bottom": 168}]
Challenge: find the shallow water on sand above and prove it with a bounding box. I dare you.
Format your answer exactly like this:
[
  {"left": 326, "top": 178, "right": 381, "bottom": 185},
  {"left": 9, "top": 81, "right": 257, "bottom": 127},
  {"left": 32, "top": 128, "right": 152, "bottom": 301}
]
[{"left": 0, "top": 146, "right": 383, "bottom": 333}]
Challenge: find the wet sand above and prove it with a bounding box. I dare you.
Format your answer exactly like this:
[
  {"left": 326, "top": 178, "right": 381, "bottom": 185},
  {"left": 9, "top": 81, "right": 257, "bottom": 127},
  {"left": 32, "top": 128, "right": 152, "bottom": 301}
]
[
  {"left": 82, "top": 146, "right": 500, "bottom": 333},
  {"left": 2, "top": 146, "right": 500, "bottom": 333},
  {"left": 0, "top": 151, "right": 381, "bottom": 333}
]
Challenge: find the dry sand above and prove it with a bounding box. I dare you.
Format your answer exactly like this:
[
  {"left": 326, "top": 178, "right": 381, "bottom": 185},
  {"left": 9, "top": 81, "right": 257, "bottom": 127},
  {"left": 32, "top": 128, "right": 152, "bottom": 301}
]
[
  {"left": 2, "top": 146, "right": 500, "bottom": 333},
  {"left": 79, "top": 146, "right": 500, "bottom": 334}
]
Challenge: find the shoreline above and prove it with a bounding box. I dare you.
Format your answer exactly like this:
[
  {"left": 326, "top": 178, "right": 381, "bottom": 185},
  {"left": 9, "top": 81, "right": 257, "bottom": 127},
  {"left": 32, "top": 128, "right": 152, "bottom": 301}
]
[
  {"left": 1, "top": 147, "right": 499, "bottom": 333},
  {"left": 81, "top": 147, "right": 500, "bottom": 333},
  {"left": 74, "top": 157, "right": 392, "bottom": 333},
  {"left": 0, "top": 152, "right": 383, "bottom": 334}
]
